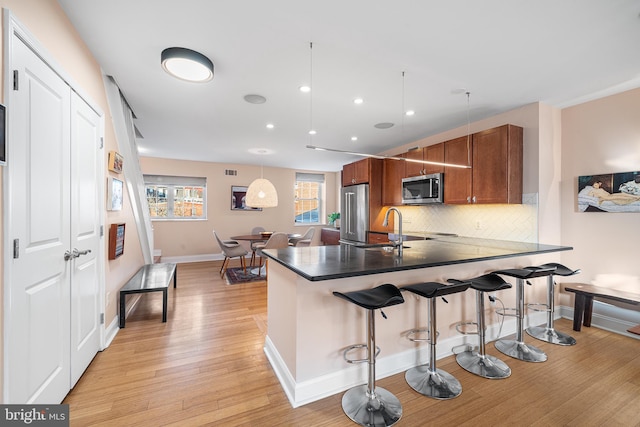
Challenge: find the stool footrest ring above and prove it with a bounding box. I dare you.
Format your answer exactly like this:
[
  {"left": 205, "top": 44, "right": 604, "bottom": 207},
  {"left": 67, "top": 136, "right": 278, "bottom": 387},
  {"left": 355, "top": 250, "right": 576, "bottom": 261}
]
[
  {"left": 526, "top": 302, "right": 550, "bottom": 312},
  {"left": 455, "top": 321, "right": 478, "bottom": 335},
  {"left": 406, "top": 327, "right": 438, "bottom": 343},
  {"left": 496, "top": 307, "right": 518, "bottom": 318},
  {"left": 343, "top": 343, "right": 381, "bottom": 364}
]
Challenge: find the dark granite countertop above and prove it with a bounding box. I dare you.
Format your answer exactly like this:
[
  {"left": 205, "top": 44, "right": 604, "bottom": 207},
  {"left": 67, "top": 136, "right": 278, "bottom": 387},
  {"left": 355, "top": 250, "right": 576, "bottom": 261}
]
[{"left": 262, "top": 236, "right": 572, "bottom": 282}]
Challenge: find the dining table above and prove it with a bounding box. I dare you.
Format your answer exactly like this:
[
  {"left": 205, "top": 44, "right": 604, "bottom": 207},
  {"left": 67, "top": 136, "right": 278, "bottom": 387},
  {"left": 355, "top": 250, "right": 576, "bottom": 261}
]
[{"left": 230, "top": 233, "right": 302, "bottom": 271}]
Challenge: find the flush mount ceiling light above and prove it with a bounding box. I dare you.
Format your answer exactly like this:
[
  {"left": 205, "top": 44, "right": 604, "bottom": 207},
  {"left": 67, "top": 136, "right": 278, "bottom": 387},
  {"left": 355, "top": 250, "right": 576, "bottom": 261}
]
[
  {"left": 161, "top": 47, "right": 213, "bottom": 82},
  {"left": 353, "top": 98, "right": 364, "bottom": 105}
]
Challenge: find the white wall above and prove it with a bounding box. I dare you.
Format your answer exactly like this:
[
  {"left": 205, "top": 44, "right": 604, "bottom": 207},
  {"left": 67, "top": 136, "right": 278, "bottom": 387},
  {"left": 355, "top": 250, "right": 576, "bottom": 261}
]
[
  {"left": 140, "top": 156, "right": 339, "bottom": 259},
  {"left": 560, "top": 88, "right": 640, "bottom": 293}
]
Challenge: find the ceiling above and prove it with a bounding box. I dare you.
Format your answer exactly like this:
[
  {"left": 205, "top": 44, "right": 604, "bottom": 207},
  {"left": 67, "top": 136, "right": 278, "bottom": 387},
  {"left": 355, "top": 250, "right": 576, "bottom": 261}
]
[{"left": 58, "top": 0, "right": 640, "bottom": 172}]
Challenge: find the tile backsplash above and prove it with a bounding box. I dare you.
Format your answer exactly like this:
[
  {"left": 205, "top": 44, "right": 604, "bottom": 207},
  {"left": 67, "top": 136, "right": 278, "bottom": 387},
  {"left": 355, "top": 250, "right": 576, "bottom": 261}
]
[{"left": 395, "top": 193, "right": 539, "bottom": 242}]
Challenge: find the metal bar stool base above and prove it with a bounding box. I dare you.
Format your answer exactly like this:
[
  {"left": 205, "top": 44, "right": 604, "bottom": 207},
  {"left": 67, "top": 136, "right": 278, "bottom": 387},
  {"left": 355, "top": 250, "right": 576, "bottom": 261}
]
[
  {"left": 526, "top": 326, "right": 576, "bottom": 346},
  {"left": 495, "top": 339, "right": 547, "bottom": 362},
  {"left": 456, "top": 351, "right": 511, "bottom": 379},
  {"left": 405, "top": 366, "right": 462, "bottom": 399},
  {"left": 341, "top": 385, "right": 402, "bottom": 427}
]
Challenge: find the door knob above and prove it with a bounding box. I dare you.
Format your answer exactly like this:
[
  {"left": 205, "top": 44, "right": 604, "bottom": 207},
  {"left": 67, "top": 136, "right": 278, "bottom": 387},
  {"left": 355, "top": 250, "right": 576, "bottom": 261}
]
[
  {"left": 64, "top": 250, "right": 74, "bottom": 261},
  {"left": 73, "top": 248, "right": 92, "bottom": 257}
]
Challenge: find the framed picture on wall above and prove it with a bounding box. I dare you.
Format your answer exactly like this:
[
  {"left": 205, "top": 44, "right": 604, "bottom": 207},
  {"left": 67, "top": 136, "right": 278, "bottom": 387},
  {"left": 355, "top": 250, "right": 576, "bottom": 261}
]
[
  {"left": 108, "top": 150, "right": 123, "bottom": 173},
  {"left": 231, "top": 185, "right": 262, "bottom": 211},
  {"left": 577, "top": 171, "right": 640, "bottom": 213},
  {"left": 108, "top": 177, "right": 124, "bottom": 211}
]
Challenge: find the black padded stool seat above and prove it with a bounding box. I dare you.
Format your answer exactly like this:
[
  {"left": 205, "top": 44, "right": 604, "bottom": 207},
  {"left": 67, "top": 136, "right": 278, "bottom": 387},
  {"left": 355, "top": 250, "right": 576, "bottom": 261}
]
[
  {"left": 448, "top": 273, "right": 513, "bottom": 379},
  {"left": 333, "top": 283, "right": 404, "bottom": 427},
  {"left": 402, "top": 281, "right": 471, "bottom": 299},
  {"left": 333, "top": 283, "right": 405, "bottom": 310},
  {"left": 523, "top": 262, "right": 580, "bottom": 345},
  {"left": 492, "top": 266, "right": 558, "bottom": 362},
  {"left": 401, "top": 282, "right": 470, "bottom": 400}
]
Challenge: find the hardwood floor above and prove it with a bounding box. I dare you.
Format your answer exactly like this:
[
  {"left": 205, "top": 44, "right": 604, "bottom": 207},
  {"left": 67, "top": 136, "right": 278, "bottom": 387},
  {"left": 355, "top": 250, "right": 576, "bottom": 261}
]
[{"left": 64, "top": 261, "right": 640, "bottom": 426}]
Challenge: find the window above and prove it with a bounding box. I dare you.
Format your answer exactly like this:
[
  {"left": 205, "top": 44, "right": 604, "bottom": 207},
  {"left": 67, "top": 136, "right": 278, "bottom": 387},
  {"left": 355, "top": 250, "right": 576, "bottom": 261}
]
[
  {"left": 144, "top": 175, "right": 206, "bottom": 220},
  {"left": 294, "top": 173, "right": 324, "bottom": 224}
]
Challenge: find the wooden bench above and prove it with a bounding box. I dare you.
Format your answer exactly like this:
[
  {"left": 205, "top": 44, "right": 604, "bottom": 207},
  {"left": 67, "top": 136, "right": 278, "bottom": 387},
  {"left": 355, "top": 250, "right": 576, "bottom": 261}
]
[
  {"left": 562, "top": 283, "right": 640, "bottom": 332},
  {"left": 119, "top": 263, "right": 177, "bottom": 328}
]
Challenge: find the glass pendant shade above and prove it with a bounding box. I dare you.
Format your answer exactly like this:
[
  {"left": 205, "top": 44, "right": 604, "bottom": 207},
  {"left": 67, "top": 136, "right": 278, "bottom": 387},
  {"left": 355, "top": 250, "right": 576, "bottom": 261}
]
[{"left": 246, "top": 178, "right": 278, "bottom": 208}]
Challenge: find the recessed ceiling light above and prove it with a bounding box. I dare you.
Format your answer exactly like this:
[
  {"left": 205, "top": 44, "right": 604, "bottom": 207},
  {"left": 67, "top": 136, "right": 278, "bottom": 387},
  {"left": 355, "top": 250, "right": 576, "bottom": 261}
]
[
  {"left": 266, "top": 123, "right": 274, "bottom": 129},
  {"left": 248, "top": 148, "right": 275, "bottom": 155},
  {"left": 161, "top": 47, "right": 214, "bottom": 82},
  {"left": 308, "top": 130, "right": 317, "bottom": 135},
  {"left": 405, "top": 110, "right": 415, "bottom": 116},
  {"left": 244, "top": 94, "right": 267, "bottom": 104},
  {"left": 374, "top": 122, "right": 394, "bottom": 129},
  {"left": 353, "top": 98, "right": 364, "bottom": 105},
  {"left": 351, "top": 136, "right": 358, "bottom": 141},
  {"left": 299, "top": 85, "right": 311, "bottom": 93}
]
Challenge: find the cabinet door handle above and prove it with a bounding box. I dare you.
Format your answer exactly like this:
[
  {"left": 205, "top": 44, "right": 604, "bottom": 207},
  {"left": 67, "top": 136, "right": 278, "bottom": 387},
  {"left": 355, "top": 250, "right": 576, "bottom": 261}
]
[
  {"left": 466, "top": 196, "right": 471, "bottom": 203},
  {"left": 472, "top": 196, "right": 477, "bottom": 203}
]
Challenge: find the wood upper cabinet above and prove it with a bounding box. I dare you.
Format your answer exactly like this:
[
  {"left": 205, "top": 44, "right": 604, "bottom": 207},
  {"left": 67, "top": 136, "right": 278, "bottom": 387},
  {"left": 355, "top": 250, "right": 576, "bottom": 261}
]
[
  {"left": 444, "top": 124, "right": 523, "bottom": 204},
  {"left": 473, "top": 124, "right": 523, "bottom": 204},
  {"left": 342, "top": 158, "right": 370, "bottom": 186},
  {"left": 404, "top": 143, "right": 444, "bottom": 177},
  {"left": 405, "top": 148, "right": 425, "bottom": 177},
  {"left": 382, "top": 157, "right": 405, "bottom": 205},
  {"left": 444, "top": 136, "right": 473, "bottom": 204},
  {"left": 423, "top": 143, "right": 445, "bottom": 174}
]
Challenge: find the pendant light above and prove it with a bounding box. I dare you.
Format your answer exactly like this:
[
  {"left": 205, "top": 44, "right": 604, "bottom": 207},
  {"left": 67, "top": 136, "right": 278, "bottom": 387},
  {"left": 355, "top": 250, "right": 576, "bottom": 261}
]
[{"left": 246, "top": 150, "right": 278, "bottom": 208}]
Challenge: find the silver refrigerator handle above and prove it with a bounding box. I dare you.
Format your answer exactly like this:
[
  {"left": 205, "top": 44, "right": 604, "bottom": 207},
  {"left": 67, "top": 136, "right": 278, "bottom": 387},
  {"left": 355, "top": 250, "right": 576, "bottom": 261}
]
[{"left": 344, "top": 192, "right": 353, "bottom": 234}]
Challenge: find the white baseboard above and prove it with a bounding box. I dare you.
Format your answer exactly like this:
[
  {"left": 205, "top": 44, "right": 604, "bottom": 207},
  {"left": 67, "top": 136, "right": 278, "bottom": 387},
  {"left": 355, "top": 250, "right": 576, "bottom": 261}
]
[
  {"left": 103, "top": 315, "right": 120, "bottom": 349},
  {"left": 264, "top": 310, "right": 551, "bottom": 408}
]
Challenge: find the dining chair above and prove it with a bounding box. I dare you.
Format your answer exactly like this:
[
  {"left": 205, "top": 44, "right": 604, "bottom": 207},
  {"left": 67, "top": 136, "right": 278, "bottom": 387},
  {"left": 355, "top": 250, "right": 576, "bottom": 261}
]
[
  {"left": 213, "top": 230, "right": 248, "bottom": 277},
  {"left": 249, "top": 226, "right": 266, "bottom": 267},
  {"left": 289, "top": 227, "right": 315, "bottom": 246},
  {"left": 256, "top": 232, "right": 289, "bottom": 277}
]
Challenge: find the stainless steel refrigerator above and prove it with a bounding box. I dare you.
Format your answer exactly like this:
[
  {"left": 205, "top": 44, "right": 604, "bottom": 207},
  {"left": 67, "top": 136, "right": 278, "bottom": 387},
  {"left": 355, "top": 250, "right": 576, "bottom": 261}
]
[{"left": 340, "top": 184, "right": 369, "bottom": 244}]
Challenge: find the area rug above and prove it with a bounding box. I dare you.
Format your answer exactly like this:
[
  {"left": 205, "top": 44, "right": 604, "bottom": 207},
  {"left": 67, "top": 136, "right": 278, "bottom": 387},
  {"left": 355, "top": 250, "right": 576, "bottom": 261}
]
[{"left": 225, "top": 267, "right": 266, "bottom": 285}]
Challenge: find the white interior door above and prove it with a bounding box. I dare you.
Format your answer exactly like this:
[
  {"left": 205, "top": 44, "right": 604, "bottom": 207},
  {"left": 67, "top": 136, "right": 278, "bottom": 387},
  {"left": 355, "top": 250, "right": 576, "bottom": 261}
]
[
  {"left": 5, "top": 27, "right": 104, "bottom": 403},
  {"left": 69, "top": 92, "right": 102, "bottom": 387},
  {"left": 6, "top": 35, "right": 72, "bottom": 404}
]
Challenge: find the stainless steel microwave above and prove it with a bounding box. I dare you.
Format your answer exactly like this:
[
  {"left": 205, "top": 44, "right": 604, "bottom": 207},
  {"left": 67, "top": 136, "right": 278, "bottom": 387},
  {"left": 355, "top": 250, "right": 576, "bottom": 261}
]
[{"left": 402, "top": 173, "right": 443, "bottom": 204}]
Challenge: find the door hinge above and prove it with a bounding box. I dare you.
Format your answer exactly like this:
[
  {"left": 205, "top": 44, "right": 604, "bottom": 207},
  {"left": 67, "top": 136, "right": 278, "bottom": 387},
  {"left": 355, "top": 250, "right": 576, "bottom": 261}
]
[
  {"left": 100, "top": 137, "right": 104, "bottom": 149},
  {"left": 13, "top": 239, "right": 19, "bottom": 259},
  {"left": 13, "top": 70, "right": 18, "bottom": 90},
  {"left": 100, "top": 313, "right": 104, "bottom": 325},
  {"left": 100, "top": 225, "right": 104, "bottom": 237}
]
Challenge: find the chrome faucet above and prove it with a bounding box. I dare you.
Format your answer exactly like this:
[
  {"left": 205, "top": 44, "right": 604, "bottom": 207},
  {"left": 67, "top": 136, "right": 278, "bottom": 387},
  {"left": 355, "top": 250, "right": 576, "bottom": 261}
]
[{"left": 382, "top": 207, "right": 403, "bottom": 257}]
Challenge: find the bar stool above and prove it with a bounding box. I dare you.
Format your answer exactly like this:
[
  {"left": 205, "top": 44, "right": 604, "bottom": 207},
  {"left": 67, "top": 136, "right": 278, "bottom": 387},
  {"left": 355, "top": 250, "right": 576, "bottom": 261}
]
[
  {"left": 524, "top": 263, "right": 580, "bottom": 345},
  {"left": 333, "top": 284, "right": 405, "bottom": 427},
  {"left": 401, "top": 281, "right": 471, "bottom": 399},
  {"left": 448, "top": 274, "right": 512, "bottom": 379},
  {"left": 492, "top": 266, "right": 557, "bottom": 362}
]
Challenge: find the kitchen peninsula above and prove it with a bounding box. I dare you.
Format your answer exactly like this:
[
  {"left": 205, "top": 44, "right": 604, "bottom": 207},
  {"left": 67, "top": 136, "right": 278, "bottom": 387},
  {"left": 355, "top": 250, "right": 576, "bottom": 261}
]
[{"left": 261, "top": 236, "right": 572, "bottom": 407}]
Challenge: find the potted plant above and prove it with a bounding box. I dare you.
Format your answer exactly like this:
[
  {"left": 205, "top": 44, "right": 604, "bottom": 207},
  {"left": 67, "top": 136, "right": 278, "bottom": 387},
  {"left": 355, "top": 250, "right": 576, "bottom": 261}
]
[{"left": 328, "top": 212, "right": 340, "bottom": 228}]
